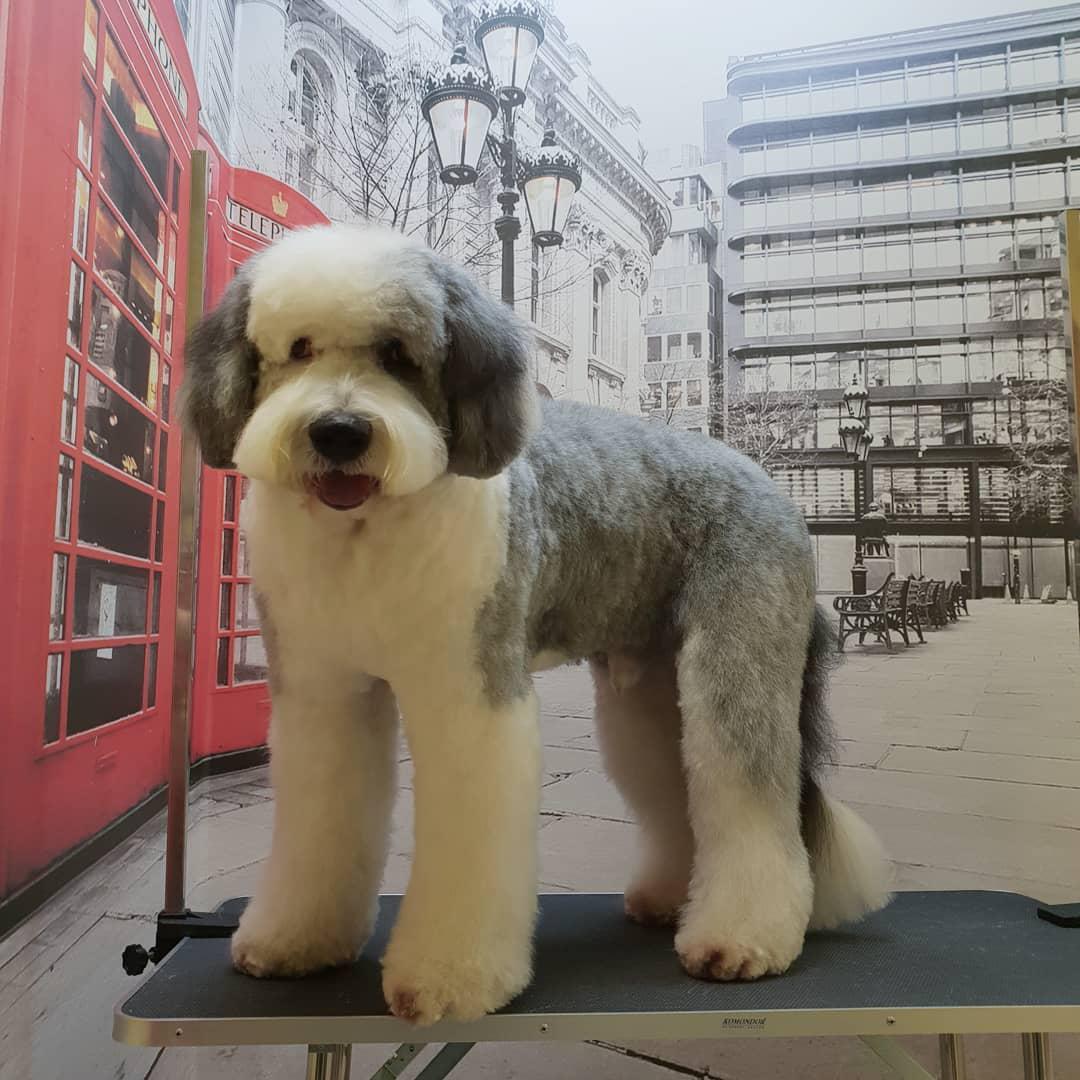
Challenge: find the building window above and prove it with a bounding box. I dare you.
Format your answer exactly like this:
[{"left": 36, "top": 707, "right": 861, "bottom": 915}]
[
  {"left": 591, "top": 270, "right": 610, "bottom": 358},
  {"left": 745, "top": 166, "right": 1074, "bottom": 237},
  {"left": 741, "top": 91, "right": 764, "bottom": 121},
  {"left": 688, "top": 233, "right": 708, "bottom": 264},
  {"left": 647, "top": 336, "right": 662, "bottom": 362},
  {"left": 874, "top": 466, "right": 971, "bottom": 521},
  {"left": 687, "top": 332, "right": 703, "bottom": 359},
  {"left": 289, "top": 53, "right": 332, "bottom": 198},
  {"left": 739, "top": 335, "right": 1065, "bottom": 400},
  {"left": 666, "top": 382, "right": 683, "bottom": 409},
  {"left": 1013, "top": 99, "right": 1064, "bottom": 145},
  {"left": 656, "top": 233, "right": 685, "bottom": 269},
  {"left": 942, "top": 402, "right": 970, "bottom": 445},
  {"left": 665, "top": 286, "right": 683, "bottom": 313},
  {"left": 686, "top": 379, "right": 702, "bottom": 406},
  {"left": 667, "top": 334, "right": 683, "bottom": 360},
  {"left": 907, "top": 61, "right": 954, "bottom": 101},
  {"left": 958, "top": 50, "right": 1007, "bottom": 94},
  {"left": 1009, "top": 45, "right": 1058, "bottom": 88},
  {"left": 857, "top": 65, "right": 904, "bottom": 107},
  {"left": 745, "top": 277, "right": 1063, "bottom": 339}
]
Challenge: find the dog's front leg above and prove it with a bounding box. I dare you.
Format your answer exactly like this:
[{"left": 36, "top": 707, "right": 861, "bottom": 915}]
[
  {"left": 382, "top": 683, "right": 540, "bottom": 1024},
  {"left": 231, "top": 675, "right": 399, "bottom": 977}
]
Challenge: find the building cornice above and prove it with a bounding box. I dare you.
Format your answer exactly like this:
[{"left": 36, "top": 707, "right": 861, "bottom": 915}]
[
  {"left": 563, "top": 208, "right": 652, "bottom": 292},
  {"left": 547, "top": 93, "right": 671, "bottom": 256},
  {"left": 587, "top": 355, "right": 627, "bottom": 383},
  {"left": 726, "top": 4, "right": 1080, "bottom": 89}
]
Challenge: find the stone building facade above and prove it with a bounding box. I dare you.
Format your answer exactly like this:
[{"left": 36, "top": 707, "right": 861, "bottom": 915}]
[
  {"left": 706, "top": 7, "right": 1080, "bottom": 595},
  {"left": 179, "top": 0, "right": 669, "bottom": 413},
  {"left": 641, "top": 148, "right": 723, "bottom": 432}
]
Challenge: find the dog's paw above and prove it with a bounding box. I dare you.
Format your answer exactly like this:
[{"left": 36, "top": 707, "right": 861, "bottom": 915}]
[
  {"left": 675, "top": 868, "right": 810, "bottom": 982},
  {"left": 675, "top": 934, "right": 793, "bottom": 981},
  {"left": 231, "top": 904, "right": 367, "bottom": 978},
  {"left": 381, "top": 937, "right": 531, "bottom": 1025},
  {"left": 674, "top": 891, "right": 808, "bottom": 982}
]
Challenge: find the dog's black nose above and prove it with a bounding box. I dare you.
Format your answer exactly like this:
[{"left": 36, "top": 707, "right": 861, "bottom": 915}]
[{"left": 308, "top": 413, "right": 373, "bottom": 463}]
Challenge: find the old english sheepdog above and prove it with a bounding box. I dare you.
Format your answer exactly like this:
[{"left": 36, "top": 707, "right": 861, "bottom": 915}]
[{"left": 182, "top": 223, "right": 892, "bottom": 1025}]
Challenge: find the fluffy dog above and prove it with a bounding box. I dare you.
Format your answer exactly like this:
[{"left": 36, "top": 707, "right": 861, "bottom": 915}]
[{"left": 183, "top": 223, "right": 892, "bottom": 1025}]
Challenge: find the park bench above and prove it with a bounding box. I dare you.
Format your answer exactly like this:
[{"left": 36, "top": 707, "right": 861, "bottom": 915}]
[{"left": 833, "top": 573, "right": 911, "bottom": 651}]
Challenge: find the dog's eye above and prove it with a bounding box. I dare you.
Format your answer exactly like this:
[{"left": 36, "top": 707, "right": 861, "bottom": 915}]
[
  {"left": 376, "top": 338, "right": 417, "bottom": 379},
  {"left": 289, "top": 337, "right": 314, "bottom": 361}
]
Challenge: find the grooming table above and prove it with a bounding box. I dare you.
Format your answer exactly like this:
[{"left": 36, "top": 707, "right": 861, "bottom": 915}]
[{"left": 114, "top": 891, "right": 1079, "bottom": 1080}]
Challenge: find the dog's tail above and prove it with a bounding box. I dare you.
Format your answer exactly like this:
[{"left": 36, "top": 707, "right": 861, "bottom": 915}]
[{"left": 799, "top": 605, "right": 893, "bottom": 930}]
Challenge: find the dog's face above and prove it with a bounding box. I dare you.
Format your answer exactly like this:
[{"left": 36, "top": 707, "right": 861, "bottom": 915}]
[{"left": 182, "top": 225, "right": 538, "bottom": 511}]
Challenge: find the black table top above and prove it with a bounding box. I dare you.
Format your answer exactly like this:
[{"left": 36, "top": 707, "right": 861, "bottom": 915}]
[{"left": 114, "top": 890, "right": 1080, "bottom": 1047}]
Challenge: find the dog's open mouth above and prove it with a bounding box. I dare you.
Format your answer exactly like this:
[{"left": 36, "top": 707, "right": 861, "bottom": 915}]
[{"left": 306, "top": 471, "right": 380, "bottom": 511}]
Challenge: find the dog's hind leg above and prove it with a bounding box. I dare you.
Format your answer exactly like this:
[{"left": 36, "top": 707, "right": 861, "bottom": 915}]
[
  {"left": 673, "top": 589, "right": 814, "bottom": 982},
  {"left": 591, "top": 653, "right": 693, "bottom": 927}
]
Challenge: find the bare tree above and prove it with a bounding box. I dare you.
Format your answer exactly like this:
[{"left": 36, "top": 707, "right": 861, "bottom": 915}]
[
  {"left": 717, "top": 380, "right": 818, "bottom": 474},
  {"left": 260, "top": 33, "right": 501, "bottom": 271},
  {"left": 639, "top": 362, "right": 681, "bottom": 423},
  {"left": 1000, "top": 376, "right": 1075, "bottom": 525},
  {"left": 639, "top": 360, "right": 713, "bottom": 426}
]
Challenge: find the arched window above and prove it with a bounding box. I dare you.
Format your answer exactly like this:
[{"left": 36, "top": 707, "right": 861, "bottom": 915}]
[
  {"left": 354, "top": 39, "right": 389, "bottom": 125},
  {"left": 288, "top": 52, "right": 333, "bottom": 198},
  {"left": 591, "top": 269, "right": 610, "bottom": 358}
]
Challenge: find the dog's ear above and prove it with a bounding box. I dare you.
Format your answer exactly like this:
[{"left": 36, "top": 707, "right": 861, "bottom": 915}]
[
  {"left": 438, "top": 260, "right": 539, "bottom": 479},
  {"left": 181, "top": 272, "right": 260, "bottom": 469}
]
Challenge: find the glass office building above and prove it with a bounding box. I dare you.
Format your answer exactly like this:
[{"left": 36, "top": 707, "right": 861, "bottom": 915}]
[{"left": 706, "top": 6, "right": 1079, "bottom": 595}]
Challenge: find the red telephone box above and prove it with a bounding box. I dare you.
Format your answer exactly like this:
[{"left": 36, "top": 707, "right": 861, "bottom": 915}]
[
  {"left": 0, "top": 0, "right": 198, "bottom": 899},
  {"left": 0, "top": 0, "right": 327, "bottom": 909},
  {"left": 189, "top": 136, "right": 328, "bottom": 763}
]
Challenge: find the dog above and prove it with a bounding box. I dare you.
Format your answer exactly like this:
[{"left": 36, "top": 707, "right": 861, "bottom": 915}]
[{"left": 182, "top": 223, "right": 892, "bottom": 1025}]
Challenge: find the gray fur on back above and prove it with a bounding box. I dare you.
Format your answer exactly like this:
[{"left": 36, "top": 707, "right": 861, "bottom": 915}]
[{"left": 477, "top": 398, "right": 818, "bottom": 709}]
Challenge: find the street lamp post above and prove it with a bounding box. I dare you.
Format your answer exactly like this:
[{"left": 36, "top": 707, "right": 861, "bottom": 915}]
[
  {"left": 1000, "top": 377, "right": 1022, "bottom": 604},
  {"left": 841, "top": 371, "right": 874, "bottom": 594},
  {"left": 421, "top": 2, "right": 581, "bottom": 306}
]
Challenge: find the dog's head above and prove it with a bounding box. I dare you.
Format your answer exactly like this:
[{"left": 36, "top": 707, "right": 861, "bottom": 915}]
[{"left": 182, "top": 224, "right": 537, "bottom": 511}]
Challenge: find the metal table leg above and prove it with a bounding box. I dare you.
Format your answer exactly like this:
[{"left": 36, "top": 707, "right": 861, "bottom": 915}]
[
  {"left": 938, "top": 1034, "right": 967, "bottom": 1080},
  {"left": 364, "top": 1042, "right": 473, "bottom": 1080},
  {"left": 307, "top": 1044, "right": 352, "bottom": 1080},
  {"left": 368, "top": 1043, "right": 426, "bottom": 1080},
  {"left": 1022, "top": 1033, "right": 1054, "bottom": 1080},
  {"left": 414, "top": 1044, "right": 475, "bottom": 1080},
  {"left": 860, "top": 1036, "right": 937, "bottom": 1079}
]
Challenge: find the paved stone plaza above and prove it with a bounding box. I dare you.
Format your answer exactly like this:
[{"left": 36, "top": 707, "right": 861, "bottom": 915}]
[{"left": 1, "top": 600, "right": 1078, "bottom": 1080}]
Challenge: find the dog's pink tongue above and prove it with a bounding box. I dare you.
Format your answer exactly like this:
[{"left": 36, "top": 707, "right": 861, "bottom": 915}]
[{"left": 312, "top": 471, "right": 378, "bottom": 510}]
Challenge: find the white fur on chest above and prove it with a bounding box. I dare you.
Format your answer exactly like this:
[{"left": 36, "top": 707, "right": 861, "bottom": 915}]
[{"left": 243, "top": 474, "right": 509, "bottom": 683}]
